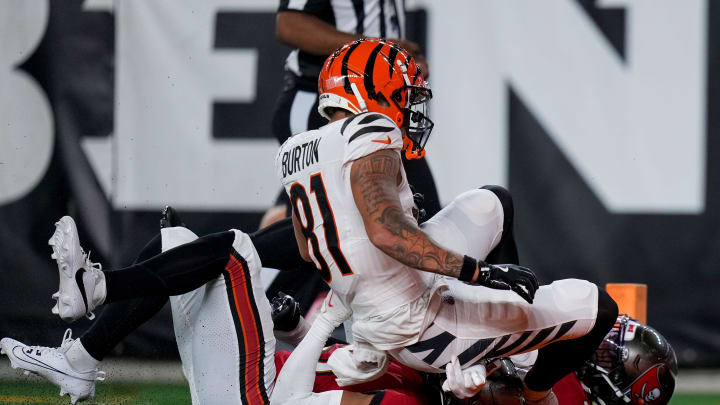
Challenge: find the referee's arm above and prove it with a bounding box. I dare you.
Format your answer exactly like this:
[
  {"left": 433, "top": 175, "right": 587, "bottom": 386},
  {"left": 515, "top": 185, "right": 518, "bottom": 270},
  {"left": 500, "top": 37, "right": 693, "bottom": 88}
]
[{"left": 276, "top": 11, "right": 361, "bottom": 56}]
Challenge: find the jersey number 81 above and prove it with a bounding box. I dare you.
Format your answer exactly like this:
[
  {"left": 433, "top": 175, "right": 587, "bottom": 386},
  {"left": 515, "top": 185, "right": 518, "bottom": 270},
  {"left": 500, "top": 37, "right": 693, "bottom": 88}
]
[{"left": 290, "top": 173, "right": 354, "bottom": 283}]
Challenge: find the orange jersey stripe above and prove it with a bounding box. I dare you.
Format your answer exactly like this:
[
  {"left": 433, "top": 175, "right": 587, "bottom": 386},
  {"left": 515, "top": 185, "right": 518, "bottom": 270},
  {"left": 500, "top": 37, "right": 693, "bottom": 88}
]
[{"left": 225, "top": 254, "right": 268, "bottom": 405}]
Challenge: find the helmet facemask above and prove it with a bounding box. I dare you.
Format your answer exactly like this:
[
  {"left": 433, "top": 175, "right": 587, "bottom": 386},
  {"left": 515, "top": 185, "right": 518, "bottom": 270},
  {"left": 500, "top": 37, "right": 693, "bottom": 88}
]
[{"left": 390, "top": 60, "right": 434, "bottom": 160}]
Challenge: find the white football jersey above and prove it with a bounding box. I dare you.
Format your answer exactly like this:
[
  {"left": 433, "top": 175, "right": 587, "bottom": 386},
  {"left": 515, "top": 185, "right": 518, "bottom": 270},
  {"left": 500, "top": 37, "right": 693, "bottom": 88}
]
[{"left": 275, "top": 112, "right": 436, "bottom": 328}]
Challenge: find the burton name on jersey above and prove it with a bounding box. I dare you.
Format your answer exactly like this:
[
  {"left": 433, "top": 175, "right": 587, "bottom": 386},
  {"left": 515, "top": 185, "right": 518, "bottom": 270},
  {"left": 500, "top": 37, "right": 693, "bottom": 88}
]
[{"left": 280, "top": 138, "right": 321, "bottom": 178}]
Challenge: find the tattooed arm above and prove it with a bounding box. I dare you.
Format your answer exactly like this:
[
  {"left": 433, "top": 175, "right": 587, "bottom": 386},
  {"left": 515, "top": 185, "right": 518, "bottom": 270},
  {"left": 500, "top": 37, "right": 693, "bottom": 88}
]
[{"left": 350, "top": 149, "right": 473, "bottom": 280}]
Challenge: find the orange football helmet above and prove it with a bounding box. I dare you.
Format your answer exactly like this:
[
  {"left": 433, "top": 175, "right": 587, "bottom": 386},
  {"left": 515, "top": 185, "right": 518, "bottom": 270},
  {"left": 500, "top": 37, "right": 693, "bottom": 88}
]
[{"left": 318, "top": 38, "right": 433, "bottom": 159}]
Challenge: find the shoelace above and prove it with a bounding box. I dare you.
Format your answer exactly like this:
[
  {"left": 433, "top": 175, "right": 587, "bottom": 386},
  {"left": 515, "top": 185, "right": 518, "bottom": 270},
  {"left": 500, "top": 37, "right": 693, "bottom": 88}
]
[
  {"left": 84, "top": 250, "right": 103, "bottom": 272},
  {"left": 23, "top": 331, "right": 72, "bottom": 358},
  {"left": 23, "top": 329, "right": 76, "bottom": 359},
  {"left": 59, "top": 328, "right": 74, "bottom": 352},
  {"left": 57, "top": 329, "right": 106, "bottom": 381}
]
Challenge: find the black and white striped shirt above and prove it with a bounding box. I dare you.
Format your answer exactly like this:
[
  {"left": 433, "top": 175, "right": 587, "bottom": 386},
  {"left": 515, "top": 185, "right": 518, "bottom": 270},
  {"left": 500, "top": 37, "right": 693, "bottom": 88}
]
[{"left": 278, "top": 0, "right": 406, "bottom": 82}]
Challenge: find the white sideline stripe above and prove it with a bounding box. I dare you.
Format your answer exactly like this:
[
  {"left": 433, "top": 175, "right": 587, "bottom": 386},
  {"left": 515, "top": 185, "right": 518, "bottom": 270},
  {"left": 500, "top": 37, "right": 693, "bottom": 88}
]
[
  {"left": 676, "top": 369, "right": 720, "bottom": 393},
  {"left": 0, "top": 359, "right": 186, "bottom": 383}
]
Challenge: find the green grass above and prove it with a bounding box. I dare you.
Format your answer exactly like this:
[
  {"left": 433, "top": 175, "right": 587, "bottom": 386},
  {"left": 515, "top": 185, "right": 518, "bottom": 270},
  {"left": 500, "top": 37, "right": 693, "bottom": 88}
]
[
  {"left": 0, "top": 380, "right": 191, "bottom": 404},
  {"left": 0, "top": 380, "right": 718, "bottom": 404},
  {"left": 669, "top": 393, "right": 720, "bottom": 405}
]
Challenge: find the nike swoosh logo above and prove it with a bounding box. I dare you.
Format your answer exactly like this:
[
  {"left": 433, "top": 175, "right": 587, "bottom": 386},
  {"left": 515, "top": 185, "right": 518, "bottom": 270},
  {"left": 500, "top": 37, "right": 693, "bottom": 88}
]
[
  {"left": 11, "top": 346, "right": 94, "bottom": 381},
  {"left": 498, "top": 266, "right": 509, "bottom": 272},
  {"left": 75, "top": 268, "right": 88, "bottom": 313},
  {"left": 371, "top": 135, "right": 392, "bottom": 145}
]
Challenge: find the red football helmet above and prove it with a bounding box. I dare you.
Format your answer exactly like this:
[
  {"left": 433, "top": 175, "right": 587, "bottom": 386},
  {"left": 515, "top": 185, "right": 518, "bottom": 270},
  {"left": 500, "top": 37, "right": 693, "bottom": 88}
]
[{"left": 318, "top": 38, "right": 433, "bottom": 159}]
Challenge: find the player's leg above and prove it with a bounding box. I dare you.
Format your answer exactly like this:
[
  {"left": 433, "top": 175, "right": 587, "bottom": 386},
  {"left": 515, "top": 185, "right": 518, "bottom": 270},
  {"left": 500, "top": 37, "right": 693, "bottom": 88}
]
[
  {"left": 394, "top": 280, "right": 617, "bottom": 403},
  {"left": 158, "top": 224, "right": 277, "bottom": 404},
  {"left": 185, "top": 231, "right": 275, "bottom": 404},
  {"left": 420, "top": 187, "right": 508, "bottom": 263}
]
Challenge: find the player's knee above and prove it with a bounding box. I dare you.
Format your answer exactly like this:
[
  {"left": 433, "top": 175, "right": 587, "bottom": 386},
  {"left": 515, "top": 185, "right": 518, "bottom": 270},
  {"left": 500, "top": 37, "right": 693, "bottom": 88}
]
[
  {"left": 453, "top": 188, "right": 504, "bottom": 227},
  {"left": 480, "top": 185, "right": 514, "bottom": 226}
]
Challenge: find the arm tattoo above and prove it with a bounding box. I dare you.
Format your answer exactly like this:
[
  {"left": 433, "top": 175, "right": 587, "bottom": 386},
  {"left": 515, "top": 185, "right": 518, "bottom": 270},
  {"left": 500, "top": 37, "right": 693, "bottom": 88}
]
[
  {"left": 350, "top": 150, "right": 466, "bottom": 279},
  {"left": 376, "top": 205, "right": 463, "bottom": 278},
  {"left": 352, "top": 152, "right": 399, "bottom": 216}
]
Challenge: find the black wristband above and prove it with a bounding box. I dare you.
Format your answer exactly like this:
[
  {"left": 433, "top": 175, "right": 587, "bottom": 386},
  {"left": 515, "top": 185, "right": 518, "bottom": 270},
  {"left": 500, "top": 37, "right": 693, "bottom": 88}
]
[{"left": 459, "top": 255, "right": 477, "bottom": 282}]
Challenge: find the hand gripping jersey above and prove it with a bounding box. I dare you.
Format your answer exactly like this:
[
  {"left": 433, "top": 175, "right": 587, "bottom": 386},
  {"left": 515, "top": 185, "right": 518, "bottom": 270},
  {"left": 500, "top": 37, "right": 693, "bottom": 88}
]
[{"left": 275, "top": 113, "right": 445, "bottom": 349}]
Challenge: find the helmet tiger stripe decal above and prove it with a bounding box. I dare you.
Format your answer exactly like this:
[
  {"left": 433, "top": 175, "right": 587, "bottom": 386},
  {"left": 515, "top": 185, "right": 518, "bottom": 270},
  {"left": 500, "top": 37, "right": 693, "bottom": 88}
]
[{"left": 318, "top": 38, "right": 434, "bottom": 159}]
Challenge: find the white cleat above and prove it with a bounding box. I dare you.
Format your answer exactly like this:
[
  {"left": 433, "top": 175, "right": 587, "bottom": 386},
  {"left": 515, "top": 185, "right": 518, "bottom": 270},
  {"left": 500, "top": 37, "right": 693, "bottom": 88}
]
[
  {"left": 0, "top": 329, "right": 105, "bottom": 404},
  {"left": 49, "top": 216, "right": 106, "bottom": 322}
]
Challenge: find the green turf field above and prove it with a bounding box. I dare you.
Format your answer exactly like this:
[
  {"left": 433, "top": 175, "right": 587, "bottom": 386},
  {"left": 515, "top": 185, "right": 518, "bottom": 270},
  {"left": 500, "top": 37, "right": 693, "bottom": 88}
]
[
  {"left": 0, "top": 380, "right": 718, "bottom": 404},
  {"left": 0, "top": 380, "right": 191, "bottom": 404}
]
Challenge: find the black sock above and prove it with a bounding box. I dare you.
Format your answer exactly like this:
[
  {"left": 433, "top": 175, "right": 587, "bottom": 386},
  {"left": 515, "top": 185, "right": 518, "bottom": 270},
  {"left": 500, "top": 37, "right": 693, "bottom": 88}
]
[
  {"left": 103, "top": 231, "right": 236, "bottom": 302},
  {"left": 249, "top": 218, "right": 306, "bottom": 270},
  {"left": 524, "top": 289, "right": 619, "bottom": 391},
  {"left": 482, "top": 185, "right": 520, "bottom": 265},
  {"left": 81, "top": 234, "right": 169, "bottom": 360}
]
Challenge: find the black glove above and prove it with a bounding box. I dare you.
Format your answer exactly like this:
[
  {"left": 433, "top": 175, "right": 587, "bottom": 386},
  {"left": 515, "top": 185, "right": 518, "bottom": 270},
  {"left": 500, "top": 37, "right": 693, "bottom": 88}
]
[
  {"left": 459, "top": 256, "right": 539, "bottom": 304},
  {"left": 477, "top": 262, "right": 539, "bottom": 304},
  {"left": 409, "top": 184, "right": 427, "bottom": 222},
  {"left": 270, "top": 292, "right": 301, "bottom": 332}
]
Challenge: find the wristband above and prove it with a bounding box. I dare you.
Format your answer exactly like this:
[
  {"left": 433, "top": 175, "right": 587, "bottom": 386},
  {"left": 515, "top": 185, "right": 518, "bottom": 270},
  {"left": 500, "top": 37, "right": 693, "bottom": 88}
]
[
  {"left": 459, "top": 255, "right": 478, "bottom": 282},
  {"left": 475, "top": 260, "right": 491, "bottom": 285}
]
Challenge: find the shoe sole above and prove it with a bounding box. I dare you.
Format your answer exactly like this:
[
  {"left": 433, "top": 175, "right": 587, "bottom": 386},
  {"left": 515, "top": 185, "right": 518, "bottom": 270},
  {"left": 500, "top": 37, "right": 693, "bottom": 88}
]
[{"left": 48, "top": 216, "right": 87, "bottom": 322}]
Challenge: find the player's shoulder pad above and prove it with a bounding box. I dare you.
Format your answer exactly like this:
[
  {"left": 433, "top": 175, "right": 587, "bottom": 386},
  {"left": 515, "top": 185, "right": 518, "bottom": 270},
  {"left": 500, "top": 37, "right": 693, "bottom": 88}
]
[
  {"left": 340, "top": 112, "right": 403, "bottom": 164},
  {"left": 340, "top": 112, "right": 400, "bottom": 144}
]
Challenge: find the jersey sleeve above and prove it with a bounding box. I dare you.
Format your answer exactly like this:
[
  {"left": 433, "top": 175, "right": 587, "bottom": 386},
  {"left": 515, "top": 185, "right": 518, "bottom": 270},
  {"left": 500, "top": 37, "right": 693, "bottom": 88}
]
[
  {"left": 341, "top": 112, "right": 403, "bottom": 165},
  {"left": 278, "top": 0, "right": 331, "bottom": 15}
]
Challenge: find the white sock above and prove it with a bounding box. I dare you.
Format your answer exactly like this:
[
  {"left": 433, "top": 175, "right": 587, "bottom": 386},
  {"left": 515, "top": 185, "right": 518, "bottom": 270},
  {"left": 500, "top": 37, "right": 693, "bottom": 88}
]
[{"left": 66, "top": 339, "right": 101, "bottom": 372}]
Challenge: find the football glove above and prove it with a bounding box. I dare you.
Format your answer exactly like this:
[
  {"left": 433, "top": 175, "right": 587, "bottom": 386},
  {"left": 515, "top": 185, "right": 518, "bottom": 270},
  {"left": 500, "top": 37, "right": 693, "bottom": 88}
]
[
  {"left": 270, "top": 292, "right": 301, "bottom": 332},
  {"left": 319, "top": 291, "right": 352, "bottom": 328},
  {"left": 409, "top": 184, "right": 427, "bottom": 222},
  {"left": 442, "top": 356, "right": 487, "bottom": 399},
  {"left": 476, "top": 262, "right": 539, "bottom": 304}
]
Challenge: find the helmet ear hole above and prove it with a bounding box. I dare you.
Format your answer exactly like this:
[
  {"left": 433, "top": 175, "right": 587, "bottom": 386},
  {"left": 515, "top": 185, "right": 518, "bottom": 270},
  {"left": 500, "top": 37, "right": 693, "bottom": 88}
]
[{"left": 394, "top": 111, "right": 404, "bottom": 127}]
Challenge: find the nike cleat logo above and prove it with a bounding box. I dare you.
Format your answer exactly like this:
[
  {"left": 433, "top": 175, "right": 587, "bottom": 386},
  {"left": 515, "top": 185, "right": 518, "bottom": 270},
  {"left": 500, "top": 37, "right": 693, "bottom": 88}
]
[
  {"left": 371, "top": 136, "right": 392, "bottom": 145},
  {"left": 75, "top": 268, "right": 88, "bottom": 313},
  {"left": 11, "top": 346, "right": 94, "bottom": 381},
  {"left": 498, "top": 266, "right": 509, "bottom": 272}
]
